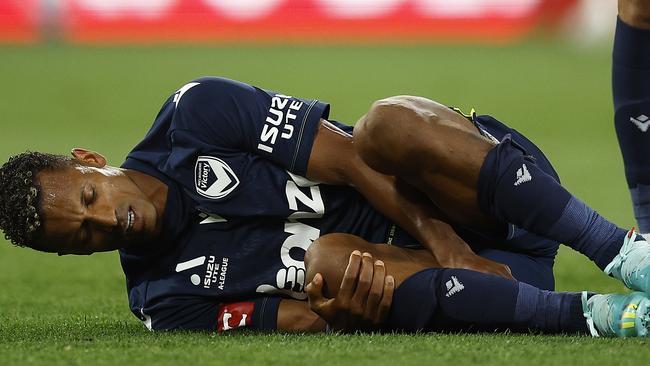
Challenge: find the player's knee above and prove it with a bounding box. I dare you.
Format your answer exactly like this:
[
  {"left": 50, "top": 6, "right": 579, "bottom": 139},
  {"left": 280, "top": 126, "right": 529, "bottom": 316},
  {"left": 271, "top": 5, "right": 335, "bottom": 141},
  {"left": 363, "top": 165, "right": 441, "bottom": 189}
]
[
  {"left": 305, "top": 234, "right": 348, "bottom": 276},
  {"left": 354, "top": 97, "right": 422, "bottom": 174},
  {"left": 620, "top": 0, "right": 650, "bottom": 29},
  {"left": 304, "top": 237, "right": 325, "bottom": 274},
  {"left": 354, "top": 100, "right": 396, "bottom": 158},
  {"left": 304, "top": 235, "right": 347, "bottom": 296},
  {"left": 305, "top": 233, "right": 373, "bottom": 296}
]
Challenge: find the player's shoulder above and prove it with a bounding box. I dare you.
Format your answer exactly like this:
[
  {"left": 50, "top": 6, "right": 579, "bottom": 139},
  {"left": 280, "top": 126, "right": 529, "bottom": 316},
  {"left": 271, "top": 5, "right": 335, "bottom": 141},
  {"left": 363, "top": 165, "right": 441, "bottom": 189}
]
[{"left": 173, "top": 76, "right": 259, "bottom": 105}]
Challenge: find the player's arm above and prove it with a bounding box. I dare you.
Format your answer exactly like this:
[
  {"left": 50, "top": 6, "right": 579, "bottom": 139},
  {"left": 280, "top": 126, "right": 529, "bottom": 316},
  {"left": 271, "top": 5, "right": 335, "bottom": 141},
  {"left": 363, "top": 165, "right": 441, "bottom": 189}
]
[
  {"left": 306, "top": 119, "right": 512, "bottom": 279},
  {"left": 171, "top": 79, "right": 507, "bottom": 277}
]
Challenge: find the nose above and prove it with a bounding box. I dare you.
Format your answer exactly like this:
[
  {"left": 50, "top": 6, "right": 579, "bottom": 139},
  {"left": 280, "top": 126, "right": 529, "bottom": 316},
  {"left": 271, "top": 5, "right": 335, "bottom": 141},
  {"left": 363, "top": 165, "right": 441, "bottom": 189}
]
[{"left": 87, "top": 209, "right": 118, "bottom": 232}]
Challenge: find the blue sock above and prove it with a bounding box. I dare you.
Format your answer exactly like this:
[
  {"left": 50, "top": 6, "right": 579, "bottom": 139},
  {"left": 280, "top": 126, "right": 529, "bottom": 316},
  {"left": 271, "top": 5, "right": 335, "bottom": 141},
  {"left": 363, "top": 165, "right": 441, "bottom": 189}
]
[
  {"left": 613, "top": 17, "right": 650, "bottom": 233},
  {"left": 477, "top": 136, "right": 627, "bottom": 270},
  {"left": 387, "top": 268, "right": 587, "bottom": 334}
]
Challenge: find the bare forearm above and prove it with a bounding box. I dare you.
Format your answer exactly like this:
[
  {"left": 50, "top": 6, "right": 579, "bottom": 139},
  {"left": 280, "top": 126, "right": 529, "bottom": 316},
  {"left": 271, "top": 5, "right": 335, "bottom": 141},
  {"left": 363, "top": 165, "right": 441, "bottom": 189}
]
[
  {"left": 346, "top": 159, "right": 512, "bottom": 279},
  {"left": 348, "top": 154, "right": 474, "bottom": 263}
]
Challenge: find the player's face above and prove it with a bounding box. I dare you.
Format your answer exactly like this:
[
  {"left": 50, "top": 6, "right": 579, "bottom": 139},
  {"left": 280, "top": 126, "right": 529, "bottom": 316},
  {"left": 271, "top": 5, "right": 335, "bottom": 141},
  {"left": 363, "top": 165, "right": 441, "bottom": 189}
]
[{"left": 34, "top": 150, "right": 163, "bottom": 255}]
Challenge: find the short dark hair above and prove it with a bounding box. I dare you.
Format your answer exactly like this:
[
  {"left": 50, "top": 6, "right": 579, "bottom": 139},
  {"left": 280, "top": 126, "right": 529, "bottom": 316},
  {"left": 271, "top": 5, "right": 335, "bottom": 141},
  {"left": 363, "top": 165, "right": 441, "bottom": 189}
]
[{"left": 0, "top": 152, "right": 72, "bottom": 248}]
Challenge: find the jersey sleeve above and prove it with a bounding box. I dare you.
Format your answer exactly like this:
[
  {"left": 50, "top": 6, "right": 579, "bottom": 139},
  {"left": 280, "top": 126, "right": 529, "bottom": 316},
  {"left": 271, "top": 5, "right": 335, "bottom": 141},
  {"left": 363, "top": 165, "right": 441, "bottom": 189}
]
[
  {"left": 171, "top": 77, "right": 330, "bottom": 176},
  {"left": 138, "top": 296, "right": 281, "bottom": 332}
]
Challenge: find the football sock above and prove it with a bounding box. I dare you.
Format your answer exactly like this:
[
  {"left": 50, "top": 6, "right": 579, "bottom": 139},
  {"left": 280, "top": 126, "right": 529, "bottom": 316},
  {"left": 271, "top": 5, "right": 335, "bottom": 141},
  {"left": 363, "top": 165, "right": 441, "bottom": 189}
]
[
  {"left": 613, "top": 17, "right": 650, "bottom": 234},
  {"left": 387, "top": 268, "right": 587, "bottom": 334},
  {"left": 477, "top": 136, "right": 626, "bottom": 270}
]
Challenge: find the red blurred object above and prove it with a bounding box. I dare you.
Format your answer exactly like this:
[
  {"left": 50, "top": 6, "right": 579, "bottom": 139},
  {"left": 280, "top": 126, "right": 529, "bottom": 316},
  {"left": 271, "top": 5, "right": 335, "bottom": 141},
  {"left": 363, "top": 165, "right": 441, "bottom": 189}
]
[
  {"left": 0, "top": 0, "right": 38, "bottom": 43},
  {"left": 56, "top": 0, "right": 579, "bottom": 44}
]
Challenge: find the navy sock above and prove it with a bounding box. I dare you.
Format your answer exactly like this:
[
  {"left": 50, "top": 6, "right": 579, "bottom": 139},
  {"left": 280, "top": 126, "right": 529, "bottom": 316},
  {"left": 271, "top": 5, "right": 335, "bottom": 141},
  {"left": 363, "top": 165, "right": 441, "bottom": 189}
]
[
  {"left": 477, "top": 136, "right": 626, "bottom": 270},
  {"left": 513, "top": 281, "right": 587, "bottom": 334},
  {"left": 613, "top": 17, "right": 650, "bottom": 233},
  {"left": 387, "top": 268, "right": 588, "bottom": 334}
]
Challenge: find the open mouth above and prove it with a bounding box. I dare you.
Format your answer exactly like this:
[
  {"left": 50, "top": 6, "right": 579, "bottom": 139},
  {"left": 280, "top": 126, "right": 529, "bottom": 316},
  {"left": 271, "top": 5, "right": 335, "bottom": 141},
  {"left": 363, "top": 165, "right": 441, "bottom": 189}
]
[{"left": 126, "top": 208, "right": 135, "bottom": 233}]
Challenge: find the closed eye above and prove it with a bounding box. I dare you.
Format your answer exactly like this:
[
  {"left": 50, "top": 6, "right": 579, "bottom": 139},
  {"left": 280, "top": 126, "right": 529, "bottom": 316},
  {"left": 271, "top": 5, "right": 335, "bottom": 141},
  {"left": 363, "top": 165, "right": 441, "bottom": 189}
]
[
  {"left": 90, "top": 185, "right": 96, "bottom": 204},
  {"left": 82, "top": 184, "right": 96, "bottom": 207}
]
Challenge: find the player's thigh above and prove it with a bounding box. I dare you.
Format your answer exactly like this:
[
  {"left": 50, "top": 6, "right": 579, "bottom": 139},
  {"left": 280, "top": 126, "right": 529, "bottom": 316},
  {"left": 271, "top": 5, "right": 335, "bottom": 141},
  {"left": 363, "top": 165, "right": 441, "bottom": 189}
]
[
  {"left": 305, "top": 233, "right": 439, "bottom": 297},
  {"left": 353, "top": 96, "right": 494, "bottom": 179}
]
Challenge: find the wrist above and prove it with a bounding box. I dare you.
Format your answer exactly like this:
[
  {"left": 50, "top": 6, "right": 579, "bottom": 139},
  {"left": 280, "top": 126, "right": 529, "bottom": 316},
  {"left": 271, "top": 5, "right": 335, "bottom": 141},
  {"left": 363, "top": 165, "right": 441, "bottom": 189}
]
[
  {"left": 434, "top": 248, "right": 471, "bottom": 267},
  {"left": 419, "top": 230, "right": 473, "bottom": 265}
]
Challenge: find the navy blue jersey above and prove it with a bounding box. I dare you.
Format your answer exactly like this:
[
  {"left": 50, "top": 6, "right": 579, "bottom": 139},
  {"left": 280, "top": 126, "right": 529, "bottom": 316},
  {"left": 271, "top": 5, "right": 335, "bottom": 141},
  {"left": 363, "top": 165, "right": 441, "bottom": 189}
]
[
  {"left": 118, "top": 77, "right": 561, "bottom": 332},
  {"left": 119, "top": 77, "right": 410, "bottom": 332}
]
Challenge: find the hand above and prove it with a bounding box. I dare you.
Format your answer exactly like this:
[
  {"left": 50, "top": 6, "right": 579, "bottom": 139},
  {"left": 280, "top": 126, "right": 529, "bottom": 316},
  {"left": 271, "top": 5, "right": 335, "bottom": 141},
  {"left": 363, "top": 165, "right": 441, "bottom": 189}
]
[
  {"left": 305, "top": 250, "right": 395, "bottom": 332},
  {"left": 442, "top": 252, "right": 514, "bottom": 280}
]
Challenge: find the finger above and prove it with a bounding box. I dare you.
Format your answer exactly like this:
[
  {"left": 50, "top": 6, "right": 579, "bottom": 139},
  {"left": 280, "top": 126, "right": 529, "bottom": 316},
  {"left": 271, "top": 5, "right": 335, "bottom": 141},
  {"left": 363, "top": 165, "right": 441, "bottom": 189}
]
[
  {"left": 306, "top": 273, "right": 328, "bottom": 310},
  {"left": 338, "top": 250, "right": 362, "bottom": 300},
  {"left": 375, "top": 275, "right": 395, "bottom": 326},
  {"left": 350, "top": 252, "right": 374, "bottom": 309},
  {"left": 306, "top": 273, "right": 338, "bottom": 323},
  {"left": 363, "top": 259, "right": 385, "bottom": 322}
]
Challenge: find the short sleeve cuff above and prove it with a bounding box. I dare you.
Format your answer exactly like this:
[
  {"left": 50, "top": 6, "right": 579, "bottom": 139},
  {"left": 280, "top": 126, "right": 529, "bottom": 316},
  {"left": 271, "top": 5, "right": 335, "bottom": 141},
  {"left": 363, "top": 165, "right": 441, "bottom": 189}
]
[{"left": 289, "top": 100, "right": 330, "bottom": 176}]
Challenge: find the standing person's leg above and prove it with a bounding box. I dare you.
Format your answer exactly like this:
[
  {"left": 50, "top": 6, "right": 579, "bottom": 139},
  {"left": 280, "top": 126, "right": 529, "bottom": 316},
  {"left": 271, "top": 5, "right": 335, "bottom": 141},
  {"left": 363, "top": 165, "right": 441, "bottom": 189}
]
[
  {"left": 614, "top": 1, "right": 650, "bottom": 236},
  {"left": 352, "top": 96, "right": 649, "bottom": 292}
]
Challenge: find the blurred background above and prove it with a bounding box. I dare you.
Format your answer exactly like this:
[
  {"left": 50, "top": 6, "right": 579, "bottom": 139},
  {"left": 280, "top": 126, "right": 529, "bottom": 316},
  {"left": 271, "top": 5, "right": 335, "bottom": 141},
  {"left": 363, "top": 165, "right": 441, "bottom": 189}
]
[
  {"left": 0, "top": 0, "right": 634, "bottom": 338},
  {"left": 0, "top": 0, "right": 619, "bottom": 44}
]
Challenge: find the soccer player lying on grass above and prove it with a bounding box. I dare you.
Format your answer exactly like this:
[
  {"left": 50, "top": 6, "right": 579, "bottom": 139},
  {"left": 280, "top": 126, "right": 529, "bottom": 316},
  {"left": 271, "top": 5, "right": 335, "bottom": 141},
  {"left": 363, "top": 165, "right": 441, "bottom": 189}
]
[{"left": 1, "top": 1, "right": 649, "bottom": 338}]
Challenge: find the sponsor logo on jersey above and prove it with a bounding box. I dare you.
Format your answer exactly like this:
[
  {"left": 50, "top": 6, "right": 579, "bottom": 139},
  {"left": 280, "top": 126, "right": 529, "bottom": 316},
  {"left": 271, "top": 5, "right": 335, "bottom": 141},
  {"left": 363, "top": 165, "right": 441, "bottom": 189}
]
[
  {"left": 255, "top": 172, "right": 324, "bottom": 300},
  {"left": 630, "top": 114, "right": 650, "bottom": 133},
  {"left": 194, "top": 156, "right": 240, "bottom": 199},
  {"left": 257, "top": 94, "right": 304, "bottom": 154},
  {"left": 175, "top": 255, "right": 230, "bottom": 290},
  {"left": 445, "top": 276, "right": 465, "bottom": 297},
  {"left": 514, "top": 163, "right": 532, "bottom": 186}
]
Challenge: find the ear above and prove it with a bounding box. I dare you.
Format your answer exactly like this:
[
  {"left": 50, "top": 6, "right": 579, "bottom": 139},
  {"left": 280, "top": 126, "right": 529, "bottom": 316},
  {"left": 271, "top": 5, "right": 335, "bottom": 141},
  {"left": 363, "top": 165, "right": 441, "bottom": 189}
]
[{"left": 70, "top": 148, "right": 107, "bottom": 168}]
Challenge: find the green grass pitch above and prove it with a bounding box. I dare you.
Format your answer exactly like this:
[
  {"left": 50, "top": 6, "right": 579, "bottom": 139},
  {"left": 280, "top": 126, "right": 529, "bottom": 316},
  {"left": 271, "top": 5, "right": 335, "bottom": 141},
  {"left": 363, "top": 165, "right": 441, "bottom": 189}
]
[{"left": 0, "top": 42, "right": 649, "bottom": 365}]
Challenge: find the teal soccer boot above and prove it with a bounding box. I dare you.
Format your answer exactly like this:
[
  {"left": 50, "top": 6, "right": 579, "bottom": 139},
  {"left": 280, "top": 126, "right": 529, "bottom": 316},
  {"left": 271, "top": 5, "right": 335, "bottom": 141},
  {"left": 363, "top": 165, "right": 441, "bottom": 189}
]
[
  {"left": 604, "top": 228, "right": 650, "bottom": 295},
  {"left": 582, "top": 291, "right": 650, "bottom": 337}
]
